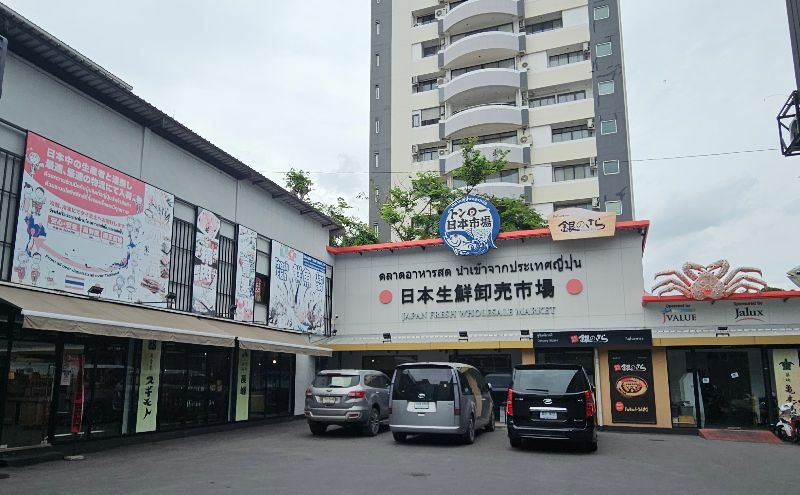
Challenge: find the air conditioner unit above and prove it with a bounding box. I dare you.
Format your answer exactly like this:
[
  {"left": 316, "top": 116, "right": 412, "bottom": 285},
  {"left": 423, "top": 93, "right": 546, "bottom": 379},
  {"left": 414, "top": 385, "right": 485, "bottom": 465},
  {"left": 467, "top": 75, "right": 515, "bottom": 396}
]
[
  {"left": 587, "top": 118, "right": 595, "bottom": 129},
  {"left": 412, "top": 144, "right": 419, "bottom": 154},
  {"left": 582, "top": 42, "right": 590, "bottom": 52},
  {"left": 591, "top": 197, "right": 600, "bottom": 209},
  {"left": 520, "top": 174, "right": 531, "bottom": 183},
  {"left": 437, "top": 77, "right": 445, "bottom": 85},
  {"left": 436, "top": 9, "right": 445, "bottom": 17},
  {"left": 521, "top": 62, "right": 529, "bottom": 69},
  {"left": 438, "top": 148, "right": 448, "bottom": 156},
  {"left": 519, "top": 135, "right": 529, "bottom": 144}
]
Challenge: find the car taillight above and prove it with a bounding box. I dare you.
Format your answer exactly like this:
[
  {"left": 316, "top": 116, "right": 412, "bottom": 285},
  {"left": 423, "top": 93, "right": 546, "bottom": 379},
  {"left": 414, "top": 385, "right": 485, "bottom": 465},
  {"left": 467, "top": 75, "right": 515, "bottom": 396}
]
[
  {"left": 584, "top": 390, "right": 595, "bottom": 417},
  {"left": 506, "top": 388, "right": 514, "bottom": 416},
  {"left": 347, "top": 390, "right": 366, "bottom": 399},
  {"left": 305, "top": 388, "right": 313, "bottom": 397}
]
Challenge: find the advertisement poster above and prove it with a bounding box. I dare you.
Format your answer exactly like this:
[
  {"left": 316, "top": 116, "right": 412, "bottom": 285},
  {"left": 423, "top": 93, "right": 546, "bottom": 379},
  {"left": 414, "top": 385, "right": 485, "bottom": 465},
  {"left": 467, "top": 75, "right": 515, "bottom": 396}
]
[
  {"left": 192, "top": 208, "right": 221, "bottom": 314},
  {"left": 235, "top": 349, "right": 251, "bottom": 421},
  {"left": 234, "top": 226, "right": 257, "bottom": 322},
  {"left": 772, "top": 349, "right": 800, "bottom": 408},
  {"left": 11, "top": 132, "right": 174, "bottom": 301},
  {"left": 608, "top": 350, "right": 657, "bottom": 424},
  {"left": 136, "top": 340, "right": 161, "bottom": 433},
  {"left": 269, "top": 240, "right": 327, "bottom": 334}
]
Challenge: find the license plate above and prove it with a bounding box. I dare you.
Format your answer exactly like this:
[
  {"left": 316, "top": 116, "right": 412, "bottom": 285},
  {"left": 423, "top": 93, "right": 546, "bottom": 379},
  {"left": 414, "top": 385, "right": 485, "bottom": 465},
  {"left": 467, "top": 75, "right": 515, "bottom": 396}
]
[
  {"left": 539, "top": 411, "right": 558, "bottom": 420},
  {"left": 413, "top": 402, "right": 430, "bottom": 410},
  {"left": 321, "top": 397, "right": 337, "bottom": 404}
]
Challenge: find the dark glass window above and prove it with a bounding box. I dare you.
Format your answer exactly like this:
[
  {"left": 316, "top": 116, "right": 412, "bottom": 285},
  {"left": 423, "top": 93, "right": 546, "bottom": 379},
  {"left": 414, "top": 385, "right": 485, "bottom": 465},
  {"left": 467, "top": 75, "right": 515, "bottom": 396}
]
[
  {"left": 416, "top": 147, "right": 440, "bottom": 162},
  {"left": 526, "top": 18, "right": 563, "bottom": 34},
  {"left": 552, "top": 125, "right": 592, "bottom": 142},
  {"left": 548, "top": 50, "right": 587, "bottom": 67},
  {"left": 249, "top": 351, "right": 294, "bottom": 419},
  {"left": 215, "top": 235, "right": 235, "bottom": 318},
  {"left": 393, "top": 367, "right": 454, "bottom": 401},
  {"left": 414, "top": 78, "right": 438, "bottom": 93},
  {"left": 451, "top": 58, "right": 515, "bottom": 78},
  {"left": 313, "top": 374, "right": 360, "bottom": 388},
  {"left": 513, "top": 368, "right": 588, "bottom": 394},
  {"left": 168, "top": 217, "right": 195, "bottom": 312},
  {"left": 450, "top": 22, "right": 513, "bottom": 43},
  {"left": 0, "top": 149, "right": 23, "bottom": 281},
  {"left": 416, "top": 13, "right": 436, "bottom": 25},
  {"left": 85, "top": 341, "right": 129, "bottom": 438},
  {"left": 422, "top": 44, "right": 439, "bottom": 57},
  {"left": 553, "top": 163, "right": 594, "bottom": 182},
  {"left": 254, "top": 273, "right": 269, "bottom": 304}
]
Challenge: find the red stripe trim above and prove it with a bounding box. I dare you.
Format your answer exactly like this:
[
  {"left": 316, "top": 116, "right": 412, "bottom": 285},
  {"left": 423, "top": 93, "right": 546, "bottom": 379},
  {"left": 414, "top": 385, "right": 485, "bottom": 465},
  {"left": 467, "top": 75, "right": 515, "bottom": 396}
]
[
  {"left": 642, "top": 290, "right": 800, "bottom": 305},
  {"left": 328, "top": 220, "right": 650, "bottom": 255}
]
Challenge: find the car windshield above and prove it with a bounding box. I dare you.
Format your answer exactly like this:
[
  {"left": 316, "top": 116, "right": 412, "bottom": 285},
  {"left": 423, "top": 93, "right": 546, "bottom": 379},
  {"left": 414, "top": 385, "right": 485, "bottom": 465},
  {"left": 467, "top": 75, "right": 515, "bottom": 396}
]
[
  {"left": 393, "top": 367, "right": 455, "bottom": 401},
  {"left": 313, "top": 374, "right": 360, "bottom": 388},
  {"left": 513, "top": 368, "right": 586, "bottom": 394},
  {"left": 485, "top": 374, "right": 512, "bottom": 389}
]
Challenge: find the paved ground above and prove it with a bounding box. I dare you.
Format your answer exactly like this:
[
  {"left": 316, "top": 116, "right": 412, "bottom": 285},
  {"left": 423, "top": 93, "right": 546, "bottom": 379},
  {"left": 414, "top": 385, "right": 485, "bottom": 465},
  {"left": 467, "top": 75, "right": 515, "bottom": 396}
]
[{"left": 1, "top": 421, "right": 796, "bottom": 494}]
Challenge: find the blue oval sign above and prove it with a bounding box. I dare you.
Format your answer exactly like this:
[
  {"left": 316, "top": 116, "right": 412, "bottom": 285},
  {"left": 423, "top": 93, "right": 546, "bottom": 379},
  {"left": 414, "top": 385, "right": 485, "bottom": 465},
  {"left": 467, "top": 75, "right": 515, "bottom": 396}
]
[{"left": 439, "top": 195, "right": 500, "bottom": 256}]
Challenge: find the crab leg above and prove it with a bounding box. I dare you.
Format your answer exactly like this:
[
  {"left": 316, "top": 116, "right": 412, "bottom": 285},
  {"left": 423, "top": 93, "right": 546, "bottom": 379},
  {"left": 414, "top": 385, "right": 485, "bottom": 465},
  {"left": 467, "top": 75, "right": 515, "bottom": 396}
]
[
  {"left": 706, "top": 260, "right": 730, "bottom": 279},
  {"left": 681, "top": 262, "right": 705, "bottom": 281},
  {"left": 722, "top": 267, "right": 763, "bottom": 285},
  {"left": 725, "top": 281, "right": 764, "bottom": 295},
  {"left": 654, "top": 283, "right": 691, "bottom": 297},
  {"left": 653, "top": 270, "right": 692, "bottom": 286}
]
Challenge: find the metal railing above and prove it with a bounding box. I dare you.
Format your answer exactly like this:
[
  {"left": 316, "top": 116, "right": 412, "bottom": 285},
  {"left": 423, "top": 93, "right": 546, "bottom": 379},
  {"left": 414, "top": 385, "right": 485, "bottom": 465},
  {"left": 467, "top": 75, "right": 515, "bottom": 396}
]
[{"left": 777, "top": 90, "right": 800, "bottom": 156}]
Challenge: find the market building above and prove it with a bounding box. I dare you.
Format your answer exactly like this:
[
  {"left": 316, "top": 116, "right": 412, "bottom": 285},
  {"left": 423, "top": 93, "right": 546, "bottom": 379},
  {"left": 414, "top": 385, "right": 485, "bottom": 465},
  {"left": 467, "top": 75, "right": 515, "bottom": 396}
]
[{"left": 0, "top": 6, "right": 335, "bottom": 453}]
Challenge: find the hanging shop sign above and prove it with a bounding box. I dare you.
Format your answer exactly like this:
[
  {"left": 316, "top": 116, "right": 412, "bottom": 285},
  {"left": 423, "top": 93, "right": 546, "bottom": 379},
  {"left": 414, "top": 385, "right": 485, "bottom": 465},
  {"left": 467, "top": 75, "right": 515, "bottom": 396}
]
[
  {"left": 269, "top": 240, "right": 328, "bottom": 334},
  {"left": 772, "top": 349, "right": 800, "bottom": 407},
  {"left": 439, "top": 195, "right": 500, "bottom": 256},
  {"left": 234, "top": 226, "right": 257, "bottom": 322},
  {"left": 192, "top": 208, "right": 221, "bottom": 314},
  {"left": 11, "top": 132, "right": 174, "bottom": 302},
  {"left": 608, "top": 350, "right": 657, "bottom": 424},
  {"left": 652, "top": 260, "right": 767, "bottom": 300},
  {"left": 548, "top": 207, "right": 616, "bottom": 241},
  {"left": 235, "top": 349, "right": 251, "bottom": 421},
  {"left": 533, "top": 329, "right": 651, "bottom": 348},
  {"left": 65, "top": 354, "right": 85, "bottom": 434},
  {"left": 136, "top": 340, "right": 162, "bottom": 433}
]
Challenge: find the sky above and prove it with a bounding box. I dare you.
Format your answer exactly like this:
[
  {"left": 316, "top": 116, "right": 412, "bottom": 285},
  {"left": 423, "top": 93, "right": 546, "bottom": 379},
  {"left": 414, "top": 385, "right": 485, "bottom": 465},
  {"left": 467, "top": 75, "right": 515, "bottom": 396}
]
[{"left": 4, "top": 0, "right": 799, "bottom": 289}]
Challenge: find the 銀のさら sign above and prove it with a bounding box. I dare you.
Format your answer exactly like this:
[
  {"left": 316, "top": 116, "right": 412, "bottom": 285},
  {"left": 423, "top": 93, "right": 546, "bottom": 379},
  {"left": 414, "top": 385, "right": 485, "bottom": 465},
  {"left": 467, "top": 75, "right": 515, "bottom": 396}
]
[{"left": 548, "top": 208, "right": 616, "bottom": 241}]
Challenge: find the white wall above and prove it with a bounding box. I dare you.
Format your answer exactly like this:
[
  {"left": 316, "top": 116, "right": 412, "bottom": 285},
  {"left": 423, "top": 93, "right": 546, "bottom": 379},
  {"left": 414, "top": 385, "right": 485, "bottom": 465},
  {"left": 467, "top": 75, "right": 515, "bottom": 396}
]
[
  {"left": 294, "top": 354, "right": 317, "bottom": 415},
  {"left": 562, "top": 6, "right": 589, "bottom": 27},
  {"left": 531, "top": 125, "right": 552, "bottom": 146}
]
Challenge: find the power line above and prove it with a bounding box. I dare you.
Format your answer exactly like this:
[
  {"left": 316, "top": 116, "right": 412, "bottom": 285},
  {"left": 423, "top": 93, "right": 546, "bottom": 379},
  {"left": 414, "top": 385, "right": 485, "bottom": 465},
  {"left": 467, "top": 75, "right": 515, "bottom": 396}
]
[{"left": 259, "top": 147, "right": 780, "bottom": 175}]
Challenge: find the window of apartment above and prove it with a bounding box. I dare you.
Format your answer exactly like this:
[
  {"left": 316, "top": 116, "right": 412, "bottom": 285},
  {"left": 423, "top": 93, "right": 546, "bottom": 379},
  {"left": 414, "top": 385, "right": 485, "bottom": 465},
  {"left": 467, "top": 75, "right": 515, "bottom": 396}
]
[
  {"left": 169, "top": 216, "right": 196, "bottom": 312},
  {"left": 598, "top": 80, "right": 615, "bottom": 96},
  {"left": 484, "top": 168, "right": 520, "bottom": 184},
  {"left": 452, "top": 176, "right": 466, "bottom": 188},
  {"left": 373, "top": 222, "right": 380, "bottom": 237},
  {"left": 375, "top": 85, "right": 380, "bottom": 100},
  {"left": 215, "top": 234, "right": 236, "bottom": 318},
  {"left": 253, "top": 240, "right": 270, "bottom": 323},
  {"left": 605, "top": 200, "right": 622, "bottom": 215},
  {"left": 552, "top": 125, "right": 591, "bottom": 143},
  {"left": 594, "top": 5, "right": 610, "bottom": 20},
  {"left": 453, "top": 131, "right": 517, "bottom": 150},
  {"left": 376, "top": 21, "right": 380, "bottom": 35},
  {"left": 548, "top": 50, "right": 586, "bottom": 68},
  {"left": 553, "top": 163, "right": 594, "bottom": 182},
  {"left": 451, "top": 58, "right": 515, "bottom": 78},
  {"left": 375, "top": 53, "right": 380, "bottom": 66},
  {"left": 526, "top": 18, "right": 563, "bottom": 34},
  {"left": 0, "top": 148, "right": 22, "bottom": 281},
  {"left": 416, "top": 13, "right": 436, "bottom": 26},
  {"left": 375, "top": 119, "right": 381, "bottom": 134},
  {"left": 600, "top": 119, "right": 617, "bottom": 135},
  {"left": 602, "top": 159, "right": 620, "bottom": 175},
  {"left": 414, "top": 77, "right": 438, "bottom": 93},
  {"left": 530, "top": 90, "right": 586, "bottom": 107},
  {"left": 557, "top": 90, "right": 586, "bottom": 103},
  {"left": 595, "top": 42, "right": 612, "bottom": 57},
  {"left": 555, "top": 201, "right": 592, "bottom": 211},
  {"left": 422, "top": 41, "right": 439, "bottom": 57},
  {"left": 374, "top": 187, "right": 380, "bottom": 203},
  {"left": 413, "top": 107, "right": 441, "bottom": 127},
  {"left": 416, "top": 146, "right": 440, "bottom": 162},
  {"left": 449, "top": 0, "right": 467, "bottom": 9},
  {"left": 450, "top": 22, "right": 513, "bottom": 43},
  {"left": 374, "top": 152, "right": 380, "bottom": 168}
]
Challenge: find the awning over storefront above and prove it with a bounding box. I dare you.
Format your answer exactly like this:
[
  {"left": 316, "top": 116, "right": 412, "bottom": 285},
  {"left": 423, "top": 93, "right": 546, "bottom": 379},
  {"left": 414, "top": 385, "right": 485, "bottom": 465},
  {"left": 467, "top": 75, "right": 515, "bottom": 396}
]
[
  {"left": 0, "top": 284, "right": 330, "bottom": 356},
  {"left": 322, "top": 331, "right": 535, "bottom": 351}
]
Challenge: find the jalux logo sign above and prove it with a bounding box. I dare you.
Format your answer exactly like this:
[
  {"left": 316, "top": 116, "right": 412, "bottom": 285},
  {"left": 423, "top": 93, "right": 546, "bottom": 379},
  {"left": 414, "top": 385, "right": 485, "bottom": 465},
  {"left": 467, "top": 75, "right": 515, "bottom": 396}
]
[
  {"left": 732, "top": 301, "right": 766, "bottom": 323},
  {"left": 439, "top": 195, "right": 500, "bottom": 256}
]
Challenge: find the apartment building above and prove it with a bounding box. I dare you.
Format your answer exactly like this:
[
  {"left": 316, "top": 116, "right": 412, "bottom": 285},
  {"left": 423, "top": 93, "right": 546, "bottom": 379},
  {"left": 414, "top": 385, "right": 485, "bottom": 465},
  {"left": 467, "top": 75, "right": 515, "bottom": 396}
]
[{"left": 369, "top": 0, "right": 634, "bottom": 241}]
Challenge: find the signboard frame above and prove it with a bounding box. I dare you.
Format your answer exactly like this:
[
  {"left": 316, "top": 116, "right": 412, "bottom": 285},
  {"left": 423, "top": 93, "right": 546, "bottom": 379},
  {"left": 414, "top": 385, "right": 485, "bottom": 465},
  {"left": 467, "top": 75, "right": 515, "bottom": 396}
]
[{"left": 607, "top": 349, "right": 657, "bottom": 424}]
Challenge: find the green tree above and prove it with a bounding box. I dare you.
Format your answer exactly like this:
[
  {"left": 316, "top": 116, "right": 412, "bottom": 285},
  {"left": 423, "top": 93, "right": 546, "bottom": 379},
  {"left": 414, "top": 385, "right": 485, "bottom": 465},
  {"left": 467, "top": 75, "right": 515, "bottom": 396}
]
[
  {"left": 379, "top": 138, "right": 545, "bottom": 241},
  {"left": 284, "top": 168, "right": 313, "bottom": 200}
]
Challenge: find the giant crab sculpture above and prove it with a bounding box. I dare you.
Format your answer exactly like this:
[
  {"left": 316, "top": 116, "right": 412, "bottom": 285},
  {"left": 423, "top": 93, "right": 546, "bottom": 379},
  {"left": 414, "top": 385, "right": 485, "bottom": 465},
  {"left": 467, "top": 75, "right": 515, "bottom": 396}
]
[{"left": 652, "top": 260, "right": 767, "bottom": 300}]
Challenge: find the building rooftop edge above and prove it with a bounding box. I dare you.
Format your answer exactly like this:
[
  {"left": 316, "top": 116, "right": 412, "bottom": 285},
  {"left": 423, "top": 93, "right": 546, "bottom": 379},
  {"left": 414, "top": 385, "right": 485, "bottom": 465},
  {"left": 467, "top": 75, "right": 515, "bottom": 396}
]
[{"left": 641, "top": 290, "right": 800, "bottom": 305}]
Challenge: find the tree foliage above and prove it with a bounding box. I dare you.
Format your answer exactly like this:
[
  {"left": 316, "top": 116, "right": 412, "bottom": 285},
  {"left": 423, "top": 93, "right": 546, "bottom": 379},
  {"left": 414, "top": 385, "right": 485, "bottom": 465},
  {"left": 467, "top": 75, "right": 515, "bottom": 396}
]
[
  {"left": 379, "top": 138, "right": 545, "bottom": 241},
  {"left": 284, "top": 168, "right": 313, "bottom": 200}
]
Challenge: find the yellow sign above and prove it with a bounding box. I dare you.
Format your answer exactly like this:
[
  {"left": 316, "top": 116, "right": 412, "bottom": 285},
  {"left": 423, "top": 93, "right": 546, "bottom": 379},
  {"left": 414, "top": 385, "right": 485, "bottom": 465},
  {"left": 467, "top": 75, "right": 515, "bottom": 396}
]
[{"left": 548, "top": 208, "right": 616, "bottom": 241}]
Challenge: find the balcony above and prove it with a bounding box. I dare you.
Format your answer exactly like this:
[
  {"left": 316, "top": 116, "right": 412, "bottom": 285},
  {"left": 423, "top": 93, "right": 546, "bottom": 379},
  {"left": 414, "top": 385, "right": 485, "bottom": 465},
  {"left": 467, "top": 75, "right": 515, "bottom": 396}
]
[
  {"left": 527, "top": 60, "right": 591, "bottom": 91},
  {"left": 471, "top": 182, "right": 531, "bottom": 201},
  {"left": 525, "top": 0, "right": 588, "bottom": 18},
  {"left": 442, "top": 0, "right": 522, "bottom": 35},
  {"left": 531, "top": 137, "right": 596, "bottom": 165},
  {"left": 778, "top": 90, "right": 800, "bottom": 156},
  {"left": 529, "top": 98, "right": 594, "bottom": 127},
  {"left": 440, "top": 68, "right": 523, "bottom": 109},
  {"left": 440, "top": 31, "right": 525, "bottom": 70},
  {"left": 442, "top": 142, "right": 529, "bottom": 174},
  {"left": 526, "top": 24, "right": 590, "bottom": 54},
  {"left": 440, "top": 104, "right": 526, "bottom": 140}
]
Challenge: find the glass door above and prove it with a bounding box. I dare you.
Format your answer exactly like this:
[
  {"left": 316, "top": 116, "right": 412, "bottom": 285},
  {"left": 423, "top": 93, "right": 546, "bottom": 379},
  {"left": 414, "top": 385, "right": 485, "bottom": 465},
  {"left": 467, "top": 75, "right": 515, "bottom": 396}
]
[
  {"left": 2, "top": 341, "right": 56, "bottom": 448},
  {"left": 695, "top": 349, "right": 766, "bottom": 428}
]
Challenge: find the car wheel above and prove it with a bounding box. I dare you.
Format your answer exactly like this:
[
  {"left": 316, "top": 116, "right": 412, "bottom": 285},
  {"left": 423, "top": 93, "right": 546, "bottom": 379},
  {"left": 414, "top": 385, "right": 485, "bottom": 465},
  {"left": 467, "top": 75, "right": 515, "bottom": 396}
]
[
  {"left": 584, "top": 441, "right": 598, "bottom": 452},
  {"left": 509, "top": 436, "right": 523, "bottom": 449},
  {"left": 485, "top": 410, "right": 496, "bottom": 432},
  {"left": 308, "top": 422, "right": 327, "bottom": 436},
  {"left": 462, "top": 416, "right": 475, "bottom": 445},
  {"left": 392, "top": 432, "right": 407, "bottom": 442},
  {"left": 363, "top": 408, "right": 380, "bottom": 437}
]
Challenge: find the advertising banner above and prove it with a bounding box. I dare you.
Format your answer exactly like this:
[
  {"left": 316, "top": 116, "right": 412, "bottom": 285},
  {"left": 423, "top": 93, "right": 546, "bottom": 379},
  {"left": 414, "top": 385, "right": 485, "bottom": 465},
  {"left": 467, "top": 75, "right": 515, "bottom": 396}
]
[
  {"left": 70, "top": 355, "right": 85, "bottom": 434},
  {"left": 235, "top": 349, "right": 251, "bottom": 421},
  {"left": 136, "top": 340, "right": 161, "bottom": 433},
  {"left": 192, "top": 208, "right": 221, "bottom": 314},
  {"left": 608, "top": 350, "right": 657, "bottom": 424},
  {"left": 548, "top": 207, "right": 616, "bottom": 241},
  {"left": 269, "top": 240, "right": 327, "bottom": 334},
  {"left": 12, "top": 132, "right": 174, "bottom": 301},
  {"left": 533, "top": 329, "right": 651, "bottom": 348},
  {"left": 772, "top": 349, "right": 800, "bottom": 409},
  {"left": 234, "top": 226, "right": 257, "bottom": 322}
]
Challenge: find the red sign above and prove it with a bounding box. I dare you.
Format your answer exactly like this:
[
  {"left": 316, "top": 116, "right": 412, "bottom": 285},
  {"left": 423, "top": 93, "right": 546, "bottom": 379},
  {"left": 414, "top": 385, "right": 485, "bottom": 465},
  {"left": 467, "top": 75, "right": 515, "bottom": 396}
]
[{"left": 70, "top": 355, "right": 85, "bottom": 434}]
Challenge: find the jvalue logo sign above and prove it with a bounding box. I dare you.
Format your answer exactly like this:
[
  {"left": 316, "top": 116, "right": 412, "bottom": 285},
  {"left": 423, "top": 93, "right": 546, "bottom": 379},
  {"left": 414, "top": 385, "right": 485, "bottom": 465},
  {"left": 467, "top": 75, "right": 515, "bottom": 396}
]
[
  {"left": 732, "top": 302, "right": 766, "bottom": 323},
  {"left": 661, "top": 304, "right": 697, "bottom": 323}
]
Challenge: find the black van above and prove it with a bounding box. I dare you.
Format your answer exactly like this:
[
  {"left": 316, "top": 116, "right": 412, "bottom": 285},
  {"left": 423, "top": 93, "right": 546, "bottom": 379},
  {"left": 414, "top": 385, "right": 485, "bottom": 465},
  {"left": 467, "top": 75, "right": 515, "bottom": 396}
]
[{"left": 506, "top": 364, "right": 597, "bottom": 451}]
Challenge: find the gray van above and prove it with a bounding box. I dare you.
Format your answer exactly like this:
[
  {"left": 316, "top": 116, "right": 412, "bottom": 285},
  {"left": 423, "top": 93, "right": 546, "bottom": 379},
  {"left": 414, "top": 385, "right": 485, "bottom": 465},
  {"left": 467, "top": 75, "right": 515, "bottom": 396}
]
[{"left": 389, "top": 362, "right": 495, "bottom": 444}]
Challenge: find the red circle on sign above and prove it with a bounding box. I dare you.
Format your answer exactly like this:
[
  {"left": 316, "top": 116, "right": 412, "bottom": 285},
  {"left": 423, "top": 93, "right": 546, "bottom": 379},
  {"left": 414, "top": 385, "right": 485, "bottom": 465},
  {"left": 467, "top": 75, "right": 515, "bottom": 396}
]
[
  {"left": 615, "top": 401, "right": 625, "bottom": 412},
  {"left": 566, "top": 279, "right": 583, "bottom": 295},
  {"left": 379, "top": 290, "right": 393, "bottom": 304}
]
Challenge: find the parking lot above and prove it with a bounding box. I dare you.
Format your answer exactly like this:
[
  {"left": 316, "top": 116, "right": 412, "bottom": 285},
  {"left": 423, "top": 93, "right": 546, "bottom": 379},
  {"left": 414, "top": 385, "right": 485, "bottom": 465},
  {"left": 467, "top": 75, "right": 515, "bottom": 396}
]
[{"left": 1, "top": 420, "right": 796, "bottom": 494}]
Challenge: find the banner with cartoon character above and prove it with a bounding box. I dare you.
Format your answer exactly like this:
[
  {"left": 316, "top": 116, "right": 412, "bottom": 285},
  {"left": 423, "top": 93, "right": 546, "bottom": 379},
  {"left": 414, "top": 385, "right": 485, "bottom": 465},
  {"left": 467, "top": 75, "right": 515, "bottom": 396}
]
[
  {"left": 192, "top": 208, "right": 221, "bottom": 314},
  {"left": 234, "top": 225, "right": 257, "bottom": 322},
  {"left": 268, "top": 240, "right": 327, "bottom": 334},
  {"left": 12, "top": 132, "right": 174, "bottom": 301}
]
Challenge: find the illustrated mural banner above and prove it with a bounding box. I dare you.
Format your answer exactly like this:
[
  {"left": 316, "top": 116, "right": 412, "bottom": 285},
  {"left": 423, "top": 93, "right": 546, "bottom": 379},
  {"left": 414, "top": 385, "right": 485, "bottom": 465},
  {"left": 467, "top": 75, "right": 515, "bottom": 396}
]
[
  {"left": 12, "top": 132, "right": 174, "bottom": 301},
  {"left": 772, "top": 349, "right": 800, "bottom": 409},
  {"left": 234, "top": 226, "right": 257, "bottom": 322},
  {"left": 608, "top": 349, "right": 657, "bottom": 424},
  {"left": 192, "top": 208, "right": 221, "bottom": 314},
  {"left": 548, "top": 207, "right": 616, "bottom": 241},
  {"left": 235, "top": 349, "right": 251, "bottom": 421},
  {"left": 136, "top": 340, "right": 161, "bottom": 433},
  {"left": 269, "top": 240, "right": 327, "bottom": 334}
]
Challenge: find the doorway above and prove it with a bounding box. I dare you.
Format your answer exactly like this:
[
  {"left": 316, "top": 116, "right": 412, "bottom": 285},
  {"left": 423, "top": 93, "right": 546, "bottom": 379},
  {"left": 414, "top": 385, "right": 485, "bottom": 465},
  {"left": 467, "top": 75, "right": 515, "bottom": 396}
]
[
  {"left": 2, "top": 341, "right": 56, "bottom": 448},
  {"left": 695, "top": 349, "right": 766, "bottom": 428}
]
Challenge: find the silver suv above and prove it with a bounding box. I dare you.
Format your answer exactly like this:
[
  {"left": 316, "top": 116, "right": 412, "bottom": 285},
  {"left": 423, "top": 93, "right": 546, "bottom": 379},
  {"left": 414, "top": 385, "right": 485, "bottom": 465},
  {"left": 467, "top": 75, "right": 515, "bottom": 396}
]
[{"left": 304, "top": 369, "right": 391, "bottom": 436}]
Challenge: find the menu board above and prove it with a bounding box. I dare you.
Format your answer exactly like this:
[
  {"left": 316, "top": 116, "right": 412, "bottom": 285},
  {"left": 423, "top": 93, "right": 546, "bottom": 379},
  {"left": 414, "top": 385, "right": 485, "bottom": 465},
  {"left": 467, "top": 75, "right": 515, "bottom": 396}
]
[{"left": 608, "top": 350, "right": 657, "bottom": 424}]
